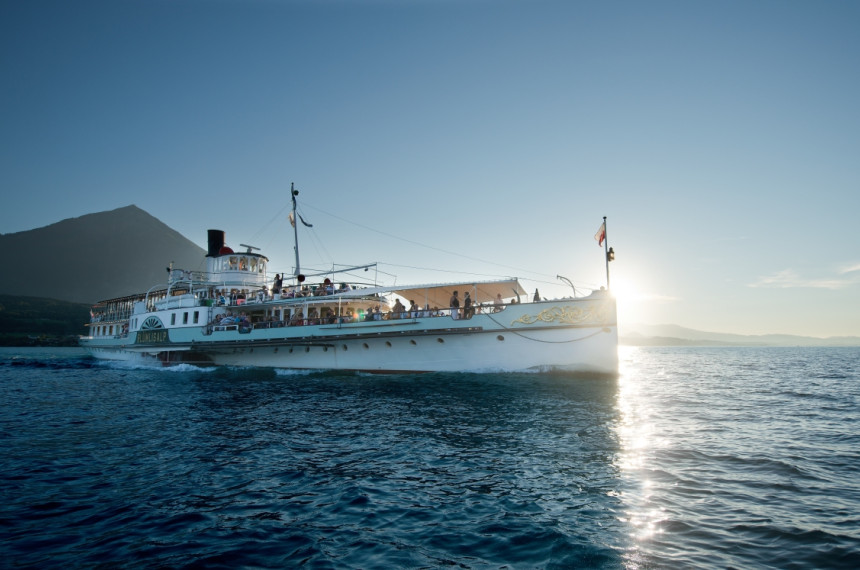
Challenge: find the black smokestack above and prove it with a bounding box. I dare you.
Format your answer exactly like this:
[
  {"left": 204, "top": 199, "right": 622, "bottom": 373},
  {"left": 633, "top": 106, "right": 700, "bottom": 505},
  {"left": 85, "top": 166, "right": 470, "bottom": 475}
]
[{"left": 207, "top": 229, "right": 225, "bottom": 257}]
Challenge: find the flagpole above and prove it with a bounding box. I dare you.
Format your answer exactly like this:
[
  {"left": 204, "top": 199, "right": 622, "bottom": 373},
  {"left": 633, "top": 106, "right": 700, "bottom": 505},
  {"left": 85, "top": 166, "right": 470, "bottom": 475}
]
[
  {"left": 603, "top": 216, "right": 610, "bottom": 290},
  {"left": 290, "top": 182, "right": 301, "bottom": 278}
]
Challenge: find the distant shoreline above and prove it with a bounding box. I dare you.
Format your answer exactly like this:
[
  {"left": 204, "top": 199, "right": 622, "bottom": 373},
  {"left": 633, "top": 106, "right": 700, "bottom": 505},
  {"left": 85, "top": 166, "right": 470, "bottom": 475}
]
[{"left": 621, "top": 336, "right": 860, "bottom": 348}]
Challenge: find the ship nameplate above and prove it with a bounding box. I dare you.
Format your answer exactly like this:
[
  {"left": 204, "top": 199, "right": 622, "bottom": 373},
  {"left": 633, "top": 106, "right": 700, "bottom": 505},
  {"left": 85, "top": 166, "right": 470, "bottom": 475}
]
[{"left": 136, "top": 329, "right": 169, "bottom": 344}]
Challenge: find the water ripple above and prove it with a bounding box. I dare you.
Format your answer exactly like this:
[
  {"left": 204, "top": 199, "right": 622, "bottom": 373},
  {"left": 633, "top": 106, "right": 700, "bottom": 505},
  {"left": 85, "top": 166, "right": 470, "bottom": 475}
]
[{"left": 1, "top": 347, "right": 859, "bottom": 567}]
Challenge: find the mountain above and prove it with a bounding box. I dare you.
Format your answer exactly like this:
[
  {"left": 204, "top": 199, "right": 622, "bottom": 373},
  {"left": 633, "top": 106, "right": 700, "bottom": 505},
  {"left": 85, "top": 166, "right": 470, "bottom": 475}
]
[
  {"left": 0, "top": 205, "right": 206, "bottom": 304},
  {"left": 0, "top": 294, "right": 90, "bottom": 346},
  {"left": 621, "top": 323, "right": 860, "bottom": 347}
]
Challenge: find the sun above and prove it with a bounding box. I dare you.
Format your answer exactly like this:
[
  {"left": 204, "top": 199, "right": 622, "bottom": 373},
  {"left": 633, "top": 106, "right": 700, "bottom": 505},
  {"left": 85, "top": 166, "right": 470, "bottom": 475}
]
[{"left": 609, "top": 277, "right": 645, "bottom": 327}]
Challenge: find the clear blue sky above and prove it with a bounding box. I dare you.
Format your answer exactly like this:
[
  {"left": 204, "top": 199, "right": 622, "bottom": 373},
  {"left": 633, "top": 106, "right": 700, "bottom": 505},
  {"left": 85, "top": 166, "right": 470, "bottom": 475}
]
[{"left": 2, "top": 0, "right": 859, "bottom": 337}]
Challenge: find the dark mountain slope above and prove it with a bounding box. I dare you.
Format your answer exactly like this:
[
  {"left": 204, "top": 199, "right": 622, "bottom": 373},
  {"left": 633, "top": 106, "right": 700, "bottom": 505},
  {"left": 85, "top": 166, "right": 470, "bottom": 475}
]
[{"left": 0, "top": 205, "right": 206, "bottom": 304}]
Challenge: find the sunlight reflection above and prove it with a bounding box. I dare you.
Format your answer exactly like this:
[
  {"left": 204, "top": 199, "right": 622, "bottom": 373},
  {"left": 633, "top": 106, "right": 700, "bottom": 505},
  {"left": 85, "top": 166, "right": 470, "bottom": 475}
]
[{"left": 614, "top": 347, "right": 668, "bottom": 561}]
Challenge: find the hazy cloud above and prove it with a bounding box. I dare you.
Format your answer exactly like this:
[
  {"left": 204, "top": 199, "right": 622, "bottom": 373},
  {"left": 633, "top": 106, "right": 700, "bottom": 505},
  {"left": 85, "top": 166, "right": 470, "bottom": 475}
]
[
  {"left": 749, "top": 268, "right": 858, "bottom": 290},
  {"left": 640, "top": 293, "right": 679, "bottom": 303},
  {"left": 839, "top": 262, "right": 860, "bottom": 275}
]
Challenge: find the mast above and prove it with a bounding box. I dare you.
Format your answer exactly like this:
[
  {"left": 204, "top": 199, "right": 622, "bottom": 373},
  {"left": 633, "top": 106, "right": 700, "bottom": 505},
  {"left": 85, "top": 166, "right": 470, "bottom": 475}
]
[
  {"left": 601, "top": 215, "right": 615, "bottom": 290},
  {"left": 291, "top": 182, "right": 301, "bottom": 277},
  {"left": 603, "top": 216, "right": 610, "bottom": 290}
]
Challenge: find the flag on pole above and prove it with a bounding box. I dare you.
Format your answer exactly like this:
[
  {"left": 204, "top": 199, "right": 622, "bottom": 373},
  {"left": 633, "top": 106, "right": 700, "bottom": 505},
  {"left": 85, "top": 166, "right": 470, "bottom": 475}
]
[
  {"left": 594, "top": 222, "right": 606, "bottom": 246},
  {"left": 289, "top": 212, "right": 313, "bottom": 228}
]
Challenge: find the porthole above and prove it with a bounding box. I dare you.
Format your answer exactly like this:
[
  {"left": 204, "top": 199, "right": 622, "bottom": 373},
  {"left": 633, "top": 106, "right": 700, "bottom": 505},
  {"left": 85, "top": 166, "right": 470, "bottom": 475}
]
[
  {"left": 342, "top": 345, "right": 348, "bottom": 351},
  {"left": 385, "top": 341, "right": 392, "bottom": 347},
  {"left": 323, "top": 347, "right": 328, "bottom": 352},
  {"left": 437, "top": 338, "right": 444, "bottom": 344},
  {"left": 497, "top": 335, "right": 505, "bottom": 341},
  {"left": 363, "top": 343, "right": 370, "bottom": 349},
  {"left": 274, "top": 347, "right": 278, "bottom": 353},
  {"left": 289, "top": 347, "right": 294, "bottom": 353},
  {"left": 410, "top": 339, "right": 417, "bottom": 345},
  {"left": 305, "top": 346, "right": 310, "bottom": 352}
]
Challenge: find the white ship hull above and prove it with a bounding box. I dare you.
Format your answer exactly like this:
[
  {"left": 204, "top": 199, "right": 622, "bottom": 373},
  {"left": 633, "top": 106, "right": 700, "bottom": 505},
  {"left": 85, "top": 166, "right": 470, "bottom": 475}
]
[{"left": 82, "top": 296, "right": 618, "bottom": 375}]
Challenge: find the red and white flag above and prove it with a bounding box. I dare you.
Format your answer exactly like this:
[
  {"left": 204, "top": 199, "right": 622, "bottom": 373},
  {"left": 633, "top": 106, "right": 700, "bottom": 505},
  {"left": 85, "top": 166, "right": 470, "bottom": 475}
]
[{"left": 594, "top": 222, "right": 606, "bottom": 246}]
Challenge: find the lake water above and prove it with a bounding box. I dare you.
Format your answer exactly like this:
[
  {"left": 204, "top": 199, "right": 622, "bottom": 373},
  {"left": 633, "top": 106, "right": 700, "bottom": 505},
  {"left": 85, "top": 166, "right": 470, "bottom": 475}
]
[{"left": 1, "top": 346, "right": 858, "bottom": 568}]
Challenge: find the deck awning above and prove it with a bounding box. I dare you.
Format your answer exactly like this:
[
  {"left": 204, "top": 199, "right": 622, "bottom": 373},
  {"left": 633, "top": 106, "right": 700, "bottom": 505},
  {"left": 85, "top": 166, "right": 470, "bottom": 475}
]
[{"left": 336, "top": 279, "right": 527, "bottom": 309}]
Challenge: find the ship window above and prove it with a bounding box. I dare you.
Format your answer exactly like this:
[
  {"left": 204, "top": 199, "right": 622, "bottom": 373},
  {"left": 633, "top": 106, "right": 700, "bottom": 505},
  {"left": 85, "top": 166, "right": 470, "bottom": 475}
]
[
  {"left": 363, "top": 343, "right": 369, "bottom": 349},
  {"left": 109, "top": 325, "right": 113, "bottom": 335},
  {"left": 183, "top": 312, "right": 188, "bottom": 324},
  {"left": 385, "top": 341, "right": 392, "bottom": 347},
  {"left": 249, "top": 258, "right": 257, "bottom": 272},
  {"left": 239, "top": 257, "right": 248, "bottom": 271},
  {"left": 497, "top": 335, "right": 505, "bottom": 341},
  {"left": 410, "top": 340, "right": 417, "bottom": 345},
  {"left": 193, "top": 311, "right": 199, "bottom": 324},
  {"left": 171, "top": 314, "right": 176, "bottom": 325},
  {"left": 437, "top": 338, "right": 444, "bottom": 343},
  {"left": 229, "top": 256, "right": 238, "bottom": 270}
]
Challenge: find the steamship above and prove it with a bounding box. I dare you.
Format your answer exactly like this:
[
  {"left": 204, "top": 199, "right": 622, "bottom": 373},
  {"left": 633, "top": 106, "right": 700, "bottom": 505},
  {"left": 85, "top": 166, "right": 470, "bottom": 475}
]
[{"left": 80, "top": 189, "right": 618, "bottom": 374}]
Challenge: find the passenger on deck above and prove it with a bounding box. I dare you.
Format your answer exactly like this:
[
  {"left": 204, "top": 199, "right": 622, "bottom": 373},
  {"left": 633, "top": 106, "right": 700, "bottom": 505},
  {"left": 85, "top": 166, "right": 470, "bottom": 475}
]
[
  {"left": 463, "top": 292, "right": 473, "bottom": 318},
  {"left": 409, "top": 300, "right": 419, "bottom": 318},
  {"left": 272, "top": 274, "right": 282, "bottom": 296},
  {"left": 450, "top": 291, "right": 460, "bottom": 320},
  {"left": 533, "top": 289, "right": 541, "bottom": 302},
  {"left": 494, "top": 293, "right": 504, "bottom": 312},
  {"left": 392, "top": 299, "right": 405, "bottom": 319}
]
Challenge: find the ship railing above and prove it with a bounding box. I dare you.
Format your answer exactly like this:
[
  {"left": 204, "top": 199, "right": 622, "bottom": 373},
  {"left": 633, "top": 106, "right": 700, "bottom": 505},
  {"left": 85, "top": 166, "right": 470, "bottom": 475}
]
[{"left": 206, "top": 305, "right": 511, "bottom": 333}]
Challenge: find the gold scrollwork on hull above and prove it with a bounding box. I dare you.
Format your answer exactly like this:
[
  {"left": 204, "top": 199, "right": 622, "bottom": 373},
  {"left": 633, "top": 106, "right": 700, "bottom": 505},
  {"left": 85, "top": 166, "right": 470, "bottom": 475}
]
[{"left": 511, "top": 304, "right": 609, "bottom": 326}]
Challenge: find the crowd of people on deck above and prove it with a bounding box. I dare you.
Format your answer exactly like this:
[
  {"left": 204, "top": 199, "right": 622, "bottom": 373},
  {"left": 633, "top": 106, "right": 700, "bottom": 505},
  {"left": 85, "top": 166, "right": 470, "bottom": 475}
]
[
  {"left": 201, "top": 274, "right": 530, "bottom": 333},
  {"left": 212, "top": 277, "right": 355, "bottom": 307},
  {"left": 206, "top": 293, "right": 515, "bottom": 333}
]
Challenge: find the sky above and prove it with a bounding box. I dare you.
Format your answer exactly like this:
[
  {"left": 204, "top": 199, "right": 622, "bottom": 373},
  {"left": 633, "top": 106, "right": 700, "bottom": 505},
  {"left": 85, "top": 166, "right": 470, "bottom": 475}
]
[{"left": 2, "top": 0, "right": 859, "bottom": 338}]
